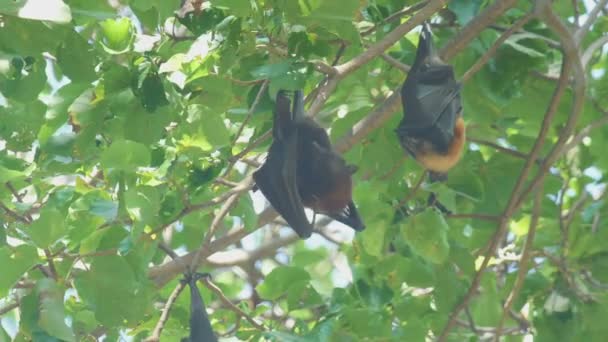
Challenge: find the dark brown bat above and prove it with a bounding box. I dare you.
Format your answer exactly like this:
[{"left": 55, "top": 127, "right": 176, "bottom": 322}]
[
  {"left": 183, "top": 273, "right": 217, "bottom": 342},
  {"left": 253, "top": 90, "right": 365, "bottom": 238},
  {"left": 396, "top": 22, "right": 465, "bottom": 181}
]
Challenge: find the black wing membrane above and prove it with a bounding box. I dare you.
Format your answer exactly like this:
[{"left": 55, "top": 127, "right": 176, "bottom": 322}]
[
  {"left": 397, "top": 22, "right": 462, "bottom": 154},
  {"left": 253, "top": 91, "right": 314, "bottom": 238},
  {"left": 186, "top": 273, "right": 217, "bottom": 342}
]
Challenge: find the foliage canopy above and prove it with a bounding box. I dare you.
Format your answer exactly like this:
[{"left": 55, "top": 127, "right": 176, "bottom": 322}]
[{"left": 1, "top": 0, "right": 608, "bottom": 341}]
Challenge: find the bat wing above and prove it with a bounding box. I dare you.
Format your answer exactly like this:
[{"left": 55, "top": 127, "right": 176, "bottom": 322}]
[
  {"left": 253, "top": 128, "right": 314, "bottom": 239},
  {"left": 253, "top": 90, "right": 315, "bottom": 238},
  {"left": 187, "top": 274, "right": 217, "bottom": 342},
  {"left": 328, "top": 201, "right": 365, "bottom": 231},
  {"left": 398, "top": 64, "right": 461, "bottom": 153},
  {"left": 273, "top": 90, "right": 295, "bottom": 140}
]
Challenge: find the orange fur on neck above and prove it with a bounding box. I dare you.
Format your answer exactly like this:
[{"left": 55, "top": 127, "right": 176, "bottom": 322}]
[{"left": 417, "top": 116, "right": 465, "bottom": 173}]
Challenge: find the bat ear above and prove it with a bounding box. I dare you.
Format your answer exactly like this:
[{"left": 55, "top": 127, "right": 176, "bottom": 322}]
[{"left": 346, "top": 164, "right": 358, "bottom": 174}]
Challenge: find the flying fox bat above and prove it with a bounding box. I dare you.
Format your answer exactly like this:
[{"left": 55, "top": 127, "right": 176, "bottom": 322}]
[
  {"left": 253, "top": 90, "right": 365, "bottom": 238},
  {"left": 396, "top": 22, "right": 465, "bottom": 181},
  {"left": 181, "top": 272, "right": 217, "bottom": 342}
]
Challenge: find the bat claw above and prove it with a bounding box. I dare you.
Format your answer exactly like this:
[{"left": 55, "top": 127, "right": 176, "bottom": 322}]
[{"left": 182, "top": 272, "right": 212, "bottom": 285}]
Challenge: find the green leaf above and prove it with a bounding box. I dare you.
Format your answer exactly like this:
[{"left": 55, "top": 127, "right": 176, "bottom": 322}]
[
  {"left": 70, "top": 190, "right": 118, "bottom": 222},
  {"left": 256, "top": 266, "right": 311, "bottom": 301},
  {"left": 63, "top": 0, "right": 115, "bottom": 21},
  {"left": 36, "top": 279, "right": 76, "bottom": 341},
  {"left": 99, "top": 17, "right": 134, "bottom": 54},
  {"left": 360, "top": 219, "right": 386, "bottom": 257},
  {"left": 212, "top": 0, "right": 251, "bottom": 17},
  {"left": 0, "top": 164, "right": 25, "bottom": 183},
  {"left": 0, "top": 0, "right": 72, "bottom": 23},
  {"left": 0, "top": 56, "right": 47, "bottom": 102},
  {"left": 56, "top": 30, "right": 97, "bottom": 82},
  {"left": 0, "top": 245, "right": 38, "bottom": 297},
  {"left": 74, "top": 255, "right": 154, "bottom": 326},
  {"left": 124, "top": 186, "right": 160, "bottom": 225},
  {"left": 401, "top": 208, "right": 450, "bottom": 264},
  {"left": 28, "top": 208, "right": 66, "bottom": 248},
  {"left": 448, "top": 0, "right": 482, "bottom": 25},
  {"left": 187, "top": 105, "right": 231, "bottom": 148},
  {"left": 0, "top": 15, "right": 68, "bottom": 55},
  {"left": 100, "top": 140, "right": 151, "bottom": 172},
  {"left": 187, "top": 75, "right": 233, "bottom": 112},
  {"left": 470, "top": 273, "right": 502, "bottom": 326}
]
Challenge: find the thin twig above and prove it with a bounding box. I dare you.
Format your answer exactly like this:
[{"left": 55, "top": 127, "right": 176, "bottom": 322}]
[
  {"left": 361, "top": 0, "right": 429, "bottom": 36},
  {"left": 467, "top": 137, "right": 531, "bottom": 161},
  {"left": 44, "top": 249, "right": 58, "bottom": 281},
  {"left": 188, "top": 176, "right": 253, "bottom": 274},
  {"left": 494, "top": 179, "right": 544, "bottom": 340},
  {"left": 214, "top": 178, "right": 240, "bottom": 188},
  {"left": 574, "top": 0, "right": 608, "bottom": 42},
  {"left": 464, "top": 307, "right": 479, "bottom": 335},
  {"left": 397, "top": 171, "right": 427, "bottom": 207},
  {"left": 581, "top": 35, "right": 608, "bottom": 69},
  {"left": 0, "top": 202, "right": 31, "bottom": 224},
  {"left": 380, "top": 53, "right": 411, "bottom": 72},
  {"left": 144, "top": 281, "right": 188, "bottom": 342},
  {"left": 228, "top": 130, "right": 272, "bottom": 164},
  {"left": 150, "top": 225, "right": 250, "bottom": 287},
  {"left": 439, "top": 0, "right": 519, "bottom": 60},
  {"left": 462, "top": 12, "right": 534, "bottom": 83},
  {"left": 223, "top": 80, "right": 270, "bottom": 177},
  {"left": 336, "top": 0, "right": 448, "bottom": 76},
  {"left": 202, "top": 277, "right": 266, "bottom": 331},
  {"left": 0, "top": 300, "right": 19, "bottom": 316},
  {"left": 149, "top": 183, "right": 251, "bottom": 236},
  {"left": 6, "top": 182, "right": 25, "bottom": 202},
  {"left": 230, "top": 80, "right": 269, "bottom": 147},
  {"left": 447, "top": 213, "right": 502, "bottom": 221}
]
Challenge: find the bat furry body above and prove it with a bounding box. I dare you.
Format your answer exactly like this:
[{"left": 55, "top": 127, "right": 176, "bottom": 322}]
[
  {"left": 396, "top": 22, "right": 465, "bottom": 178},
  {"left": 253, "top": 90, "right": 365, "bottom": 238}
]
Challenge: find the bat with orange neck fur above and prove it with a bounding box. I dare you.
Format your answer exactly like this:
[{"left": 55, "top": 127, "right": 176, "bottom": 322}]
[{"left": 396, "top": 22, "right": 465, "bottom": 181}]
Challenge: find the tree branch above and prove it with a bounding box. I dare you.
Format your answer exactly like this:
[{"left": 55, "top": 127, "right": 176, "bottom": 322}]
[
  {"left": 494, "top": 179, "right": 544, "bottom": 340},
  {"left": 144, "top": 281, "right": 188, "bottom": 342},
  {"left": 202, "top": 277, "right": 266, "bottom": 331},
  {"left": 574, "top": 0, "right": 608, "bottom": 42},
  {"left": 462, "top": 12, "right": 535, "bottom": 82}
]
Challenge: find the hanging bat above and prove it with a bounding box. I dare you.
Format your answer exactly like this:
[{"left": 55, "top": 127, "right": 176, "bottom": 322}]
[
  {"left": 183, "top": 272, "right": 217, "bottom": 342},
  {"left": 253, "top": 90, "right": 365, "bottom": 238},
  {"left": 396, "top": 22, "right": 465, "bottom": 181}
]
